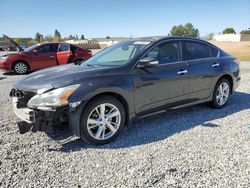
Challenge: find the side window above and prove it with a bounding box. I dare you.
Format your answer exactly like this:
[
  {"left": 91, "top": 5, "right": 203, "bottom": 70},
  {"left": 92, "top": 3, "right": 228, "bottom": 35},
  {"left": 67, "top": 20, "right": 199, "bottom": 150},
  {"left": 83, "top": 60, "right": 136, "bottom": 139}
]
[
  {"left": 37, "top": 44, "right": 57, "bottom": 53},
  {"left": 209, "top": 46, "right": 219, "bottom": 57},
  {"left": 184, "top": 42, "right": 210, "bottom": 60},
  {"left": 145, "top": 41, "right": 181, "bottom": 64},
  {"left": 37, "top": 45, "right": 50, "bottom": 53},
  {"left": 58, "top": 44, "right": 70, "bottom": 52}
]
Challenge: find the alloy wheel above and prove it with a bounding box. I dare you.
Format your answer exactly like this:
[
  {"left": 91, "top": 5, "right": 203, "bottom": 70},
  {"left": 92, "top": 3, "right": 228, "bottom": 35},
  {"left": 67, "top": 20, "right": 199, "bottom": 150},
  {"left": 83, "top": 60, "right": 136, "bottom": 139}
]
[
  {"left": 87, "top": 103, "right": 121, "bottom": 140},
  {"left": 14, "top": 63, "right": 28, "bottom": 74},
  {"left": 216, "top": 82, "right": 230, "bottom": 106}
]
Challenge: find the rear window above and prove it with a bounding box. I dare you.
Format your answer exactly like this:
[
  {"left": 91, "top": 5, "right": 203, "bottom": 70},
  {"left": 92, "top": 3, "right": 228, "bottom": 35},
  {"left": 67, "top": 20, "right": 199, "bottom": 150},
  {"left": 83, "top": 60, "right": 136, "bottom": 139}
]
[
  {"left": 184, "top": 41, "right": 210, "bottom": 60},
  {"left": 209, "top": 46, "right": 219, "bottom": 57}
]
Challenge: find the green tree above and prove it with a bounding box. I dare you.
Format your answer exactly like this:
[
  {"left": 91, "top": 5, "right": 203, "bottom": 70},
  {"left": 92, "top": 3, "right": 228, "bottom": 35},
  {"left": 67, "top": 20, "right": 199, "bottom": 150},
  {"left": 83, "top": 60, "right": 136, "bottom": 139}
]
[
  {"left": 54, "top": 29, "right": 61, "bottom": 42},
  {"left": 80, "top": 34, "right": 85, "bottom": 40},
  {"left": 170, "top": 23, "right": 199, "bottom": 37},
  {"left": 35, "top": 32, "right": 43, "bottom": 43},
  {"left": 240, "top": 28, "right": 250, "bottom": 34},
  {"left": 106, "top": 36, "right": 111, "bottom": 39},
  {"left": 203, "top": 33, "right": 214, "bottom": 40},
  {"left": 222, "top": 28, "right": 236, "bottom": 34},
  {"left": 44, "top": 35, "right": 54, "bottom": 42},
  {"left": 14, "top": 38, "right": 32, "bottom": 44},
  {"left": 68, "top": 35, "right": 74, "bottom": 40}
]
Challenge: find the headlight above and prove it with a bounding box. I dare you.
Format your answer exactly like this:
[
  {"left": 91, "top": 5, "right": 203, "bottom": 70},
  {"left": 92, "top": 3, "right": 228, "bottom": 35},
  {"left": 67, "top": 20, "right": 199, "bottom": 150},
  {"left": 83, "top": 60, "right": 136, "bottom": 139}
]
[
  {"left": 27, "top": 84, "right": 80, "bottom": 108},
  {"left": 0, "top": 56, "right": 8, "bottom": 61}
]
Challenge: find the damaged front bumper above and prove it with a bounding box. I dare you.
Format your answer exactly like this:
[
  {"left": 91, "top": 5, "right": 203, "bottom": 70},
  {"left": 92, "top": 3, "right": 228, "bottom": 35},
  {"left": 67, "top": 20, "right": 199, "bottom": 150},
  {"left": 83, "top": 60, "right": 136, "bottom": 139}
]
[{"left": 12, "top": 96, "right": 83, "bottom": 136}]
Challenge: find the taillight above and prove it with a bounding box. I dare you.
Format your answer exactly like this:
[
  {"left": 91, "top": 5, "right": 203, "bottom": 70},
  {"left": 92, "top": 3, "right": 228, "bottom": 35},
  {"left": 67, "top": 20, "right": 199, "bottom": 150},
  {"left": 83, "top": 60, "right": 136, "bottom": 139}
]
[{"left": 233, "top": 59, "right": 240, "bottom": 65}]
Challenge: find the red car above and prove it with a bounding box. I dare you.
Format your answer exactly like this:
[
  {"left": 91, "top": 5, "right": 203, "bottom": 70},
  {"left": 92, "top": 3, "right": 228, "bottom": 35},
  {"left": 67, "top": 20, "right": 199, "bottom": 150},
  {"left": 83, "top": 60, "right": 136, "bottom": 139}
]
[{"left": 0, "top": 35, "right": 92, "bottom": 74}]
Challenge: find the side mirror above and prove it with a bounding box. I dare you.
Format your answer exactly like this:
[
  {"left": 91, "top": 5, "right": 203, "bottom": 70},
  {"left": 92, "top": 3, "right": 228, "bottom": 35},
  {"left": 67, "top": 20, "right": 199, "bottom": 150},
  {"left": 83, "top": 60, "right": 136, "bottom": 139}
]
[
  {"left": 138, "top": 57, "right": 159, "bottom": 68},
  {"left": 32, "top": 49, "right": 38, "bottom": 55}
]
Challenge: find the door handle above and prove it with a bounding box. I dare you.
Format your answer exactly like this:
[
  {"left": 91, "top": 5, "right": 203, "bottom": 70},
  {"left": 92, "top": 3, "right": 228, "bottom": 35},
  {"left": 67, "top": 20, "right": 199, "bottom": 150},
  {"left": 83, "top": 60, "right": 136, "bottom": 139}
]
[
  {"left": 177, "top": 70, "right": 188, "bottom": 75},
  {"left": 212, "top": 63, "right": 219, "bottom": 67},
  {"left": 49, "top": 55, "right": 55, "bottom": 58}
]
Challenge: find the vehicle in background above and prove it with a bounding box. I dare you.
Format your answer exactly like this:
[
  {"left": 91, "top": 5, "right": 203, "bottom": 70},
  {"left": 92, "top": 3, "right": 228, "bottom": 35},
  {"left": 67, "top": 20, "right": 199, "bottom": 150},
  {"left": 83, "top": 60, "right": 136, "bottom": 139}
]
[
  {"left": 0, "top": 34, "right": 92, "bottom": 74},
  {"left": 0, "top": 45, "right": 4, "bottom": 51},
  {"left": 9, "top": 36, "right": 241, "bottom": 145}
]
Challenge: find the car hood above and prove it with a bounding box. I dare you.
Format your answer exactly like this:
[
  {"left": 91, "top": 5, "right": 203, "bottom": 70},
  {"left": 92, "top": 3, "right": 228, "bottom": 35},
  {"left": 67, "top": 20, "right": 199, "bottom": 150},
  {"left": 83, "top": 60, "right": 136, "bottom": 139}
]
[
  {"left": 3, "top": 34, "right": 23, "bottom": 52},
  {"left": 14, "top": 64, "right": 110, "bottom": 92}
]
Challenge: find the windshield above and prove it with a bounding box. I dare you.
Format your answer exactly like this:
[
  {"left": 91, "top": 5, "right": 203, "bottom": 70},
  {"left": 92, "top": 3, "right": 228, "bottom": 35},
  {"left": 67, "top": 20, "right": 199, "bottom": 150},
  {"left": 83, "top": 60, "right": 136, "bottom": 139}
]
[
  {"left": 82, "top": 41, "right": 151, "bottom": 66},
  {"left": 24, "top": 44, "right": 39, "bottom": 52}
]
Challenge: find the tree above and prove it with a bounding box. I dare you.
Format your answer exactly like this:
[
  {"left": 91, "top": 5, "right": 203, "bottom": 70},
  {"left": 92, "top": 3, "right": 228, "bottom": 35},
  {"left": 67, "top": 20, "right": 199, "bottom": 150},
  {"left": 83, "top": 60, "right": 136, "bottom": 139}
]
[
  {"left": 44, "top": 35, "right": 54, "bottom": 42},
  {"left": 170, "top": 23, "right": 199, "bottom": 37},
  {"left": 106, "top": 36, "right": 111, "bottom": 39},
  {"left": 240, "top": 28, "right": 250, "bottom": 34},
  {"left": 222, "top": 28, "right": 236, "bottom": 34},
  {"left": 68, "top": 35, "right": 74, "bottom": 40},
  {"left": 80, "top": 34, "right": 85, "bottom": 40},
  {"left": 14, "top": 38, "right": 32, "bottom": 44},
  {"left": 54, "top": 29, "right": 61, "bottom": 42},
  {"left": 35, "top": 32, "right": 43, "bottom": 43},
  {"left": 203, "top": 33, "right": 214, "bottom": 40}
]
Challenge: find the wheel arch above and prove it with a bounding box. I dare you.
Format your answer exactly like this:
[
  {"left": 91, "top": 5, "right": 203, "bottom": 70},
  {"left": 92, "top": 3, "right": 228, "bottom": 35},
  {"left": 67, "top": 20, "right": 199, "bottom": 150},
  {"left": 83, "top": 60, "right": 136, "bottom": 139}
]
[
  {"left": 218, "top": 74, "right": 233, "bottom": 93},
  {"left": 82, "top": 92, "right": 130, "bottom": 126},
  {"left": 11, "top": 60, "right": 30, "bottom": 71}
]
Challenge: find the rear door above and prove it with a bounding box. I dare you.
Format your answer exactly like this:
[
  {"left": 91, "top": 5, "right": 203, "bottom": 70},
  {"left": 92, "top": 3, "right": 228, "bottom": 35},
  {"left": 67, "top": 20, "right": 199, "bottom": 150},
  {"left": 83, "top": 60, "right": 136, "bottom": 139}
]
[
  {"left": 30, "top": 44, "right": 58, "bottom": 70},
  {"left": 56, "top": 43, "right": 72, "bottom": 64},
  {"left": 183, "top": 41, "right": 220, "bottom": 100},
  {"left": 133, "top": 40, "right": 189, "bottom": 115}
]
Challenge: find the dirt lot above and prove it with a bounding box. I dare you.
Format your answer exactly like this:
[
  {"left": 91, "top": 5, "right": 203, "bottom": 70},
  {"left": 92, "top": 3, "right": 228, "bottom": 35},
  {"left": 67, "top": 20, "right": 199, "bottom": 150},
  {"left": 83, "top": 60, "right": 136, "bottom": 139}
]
[
  {"left": 0, "top": 57, "right": 250, "bottom": 187},
  {"left": 210, "top": 41, "right": 250, "bottom": 61}
]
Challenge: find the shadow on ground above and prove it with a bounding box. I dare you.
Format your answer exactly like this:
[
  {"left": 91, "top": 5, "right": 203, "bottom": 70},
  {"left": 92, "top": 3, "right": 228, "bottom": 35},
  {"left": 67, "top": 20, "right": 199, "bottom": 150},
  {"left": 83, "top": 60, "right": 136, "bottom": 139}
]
[{"left": 46, "top": 92, "right": 250, "bottom": 152}]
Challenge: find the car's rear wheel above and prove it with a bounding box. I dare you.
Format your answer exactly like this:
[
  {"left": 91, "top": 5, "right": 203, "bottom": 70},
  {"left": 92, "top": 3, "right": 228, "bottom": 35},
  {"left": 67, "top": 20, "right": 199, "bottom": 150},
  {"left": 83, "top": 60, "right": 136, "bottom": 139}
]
[
  {"left": 13, "top": 61, "right": 29, "bottom": 75},
  {"left": 80, "top": 96, "right": 126, "bottom": 145},
  {"left": 211, "top": 78, "right": 231, "bottom": 108}
]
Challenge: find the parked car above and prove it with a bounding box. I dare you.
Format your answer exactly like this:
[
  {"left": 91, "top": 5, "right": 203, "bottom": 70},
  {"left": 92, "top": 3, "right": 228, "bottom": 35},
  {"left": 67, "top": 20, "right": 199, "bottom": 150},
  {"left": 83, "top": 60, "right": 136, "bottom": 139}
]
[
  {"left": 0, "top": 45, "right": 5, "bottom": 51},
  {"left": 10, "top": 37, "right": 240, "bottom": 145},
  {"left": 0, "top": 34, "right": 92, "bottom": 74}
]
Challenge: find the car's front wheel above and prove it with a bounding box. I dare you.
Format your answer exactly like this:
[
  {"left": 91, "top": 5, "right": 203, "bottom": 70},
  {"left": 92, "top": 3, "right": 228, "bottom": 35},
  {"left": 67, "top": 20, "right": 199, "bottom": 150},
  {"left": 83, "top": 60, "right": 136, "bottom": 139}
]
[
  {"left": 13, "top": 61, "right": 29, "bottom": 75},
  {"left": 80, "top": 96, "right": 126, "bottom": 145},
  {"left": 211, "top": 78, "right": 231, "bottom": 108}
]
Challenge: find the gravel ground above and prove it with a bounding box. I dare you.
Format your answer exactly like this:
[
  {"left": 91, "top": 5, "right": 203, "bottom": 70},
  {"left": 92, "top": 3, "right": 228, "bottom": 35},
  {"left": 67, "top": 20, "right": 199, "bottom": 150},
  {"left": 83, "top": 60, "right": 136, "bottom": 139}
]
[{"left": 0, "top": 61, "right": 250, "bottom": 187}]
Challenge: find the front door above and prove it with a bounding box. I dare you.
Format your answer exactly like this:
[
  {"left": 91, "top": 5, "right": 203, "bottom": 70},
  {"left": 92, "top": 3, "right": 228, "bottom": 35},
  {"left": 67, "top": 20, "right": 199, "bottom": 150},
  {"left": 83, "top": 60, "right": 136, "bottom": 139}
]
[
  {"left": 133, "top": 40, "right": 189, "bottom": 115},
  {"left": 56, "top": 43, "right": 72, "bottom": 65},
  {"left": 30, "top": 44, "right": 58, "bottom": 70}
]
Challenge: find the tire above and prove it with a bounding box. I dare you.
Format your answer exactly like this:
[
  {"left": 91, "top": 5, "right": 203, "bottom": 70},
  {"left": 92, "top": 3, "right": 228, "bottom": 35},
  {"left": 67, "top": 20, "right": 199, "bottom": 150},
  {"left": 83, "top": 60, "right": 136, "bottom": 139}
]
[
  {"left": 211, "top": 78, "right": 231, "bottom": 109},
  {"left": 13, "top": 61, "right": 29, "bottom": 75},
  {"left": 80, "top": 96, "right": 126, "bottom": 145}
]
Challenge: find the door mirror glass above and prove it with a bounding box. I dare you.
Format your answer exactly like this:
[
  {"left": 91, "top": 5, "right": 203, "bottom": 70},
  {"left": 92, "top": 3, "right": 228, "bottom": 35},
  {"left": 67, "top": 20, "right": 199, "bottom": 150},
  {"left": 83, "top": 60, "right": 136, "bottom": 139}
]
[{"left": 138, "top": 57, "right": 159, "bottom": 67}]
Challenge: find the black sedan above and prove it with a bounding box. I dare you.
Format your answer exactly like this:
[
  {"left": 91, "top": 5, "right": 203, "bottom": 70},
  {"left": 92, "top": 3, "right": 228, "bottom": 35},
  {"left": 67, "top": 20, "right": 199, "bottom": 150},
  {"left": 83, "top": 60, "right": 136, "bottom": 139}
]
[{"left": 10, "top": 36, "right": 241, "bottom": 145}]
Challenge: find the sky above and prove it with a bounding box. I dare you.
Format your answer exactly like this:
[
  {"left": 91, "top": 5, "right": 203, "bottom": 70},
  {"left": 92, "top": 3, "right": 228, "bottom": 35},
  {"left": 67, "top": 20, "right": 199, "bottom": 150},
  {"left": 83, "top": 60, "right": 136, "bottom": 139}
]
[{"left": 1, "top": 0, "right": 250, "bottom": 38}]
